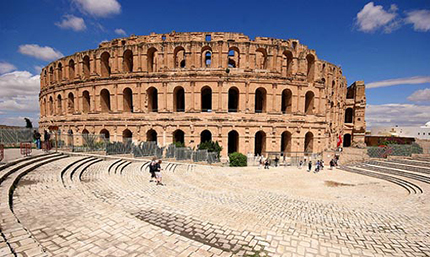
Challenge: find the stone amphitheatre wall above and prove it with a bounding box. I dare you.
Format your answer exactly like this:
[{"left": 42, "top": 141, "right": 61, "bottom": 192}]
[{"left": 39, "top": 32, "right": 366, "bottom": 157}]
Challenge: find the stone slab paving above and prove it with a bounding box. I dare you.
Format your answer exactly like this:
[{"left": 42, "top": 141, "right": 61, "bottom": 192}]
[{"left": 7, "top": 156, "right": 430, "bottom": 256}]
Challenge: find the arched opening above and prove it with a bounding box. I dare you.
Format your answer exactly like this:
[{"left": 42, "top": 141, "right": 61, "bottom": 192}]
[
  {"left": 43, "top": 70, "right": 47, "bottom": 86},
  {"left": 68, "top": 59, "right": 75, "bottom": 79},
  {"left": 147, "top": 87, "right": 158, "bottom": 112},
  {"left": 82, "top": 129, "right": 89, "bottom": 145},
  {"left": 174, "top": 86, "right": 185, "bottom": 112},
  {"left": 346, "top": 86, "right": 355, "bottom": 99},
  {"left": 228, "top": 87, "right": 239, "bottom": 112},
  {"left": 201, "top": 86, "right": 212, "bottom": 112},
  {"left": 305, "top": 91, "right": 314, "bottom": 114},
  {"left": 200, "top": 130, "right": 212, "bottom": 144},
  {"left": 228, "top": 47, "right": 239, "bottom": 68},
  {"left": 255, "top": 87, "right": 266, "bottom": 113},
  {"left": 254, "top": 131, "right": 266, "bottom": 156},
  {"left": 345, "top": 108, "right": 354, "bottom": 123},
  {"left": 123, "top": 50, "right": 133, "bottom": 72},
  {"left": 147, "top": 47, "right": 157, "bottom": 72},
  {"left": 83, "top": 55, "right": 90, "bottom": 78},
  {"left": 228, "top": 130, "right": 239, "bottom": 154},
  {"left": 67, "top": 129, "right": 73, "bottom": 146},
  {"left": 306, "top": 54, "right": 315, "bottom": 82},
  {"left": 255, "top": 48, "right": 267, "bottom": 69},
  {"left": 67, "top": 92, "right": 74, "bottom": 114},
  {"left": 202, "top": 47, "right": 212, "bottom": 67},
  {"left": 100, "top": 89, "right": 111, "bottom": 112},
  {"left": 49, "top": 66, "right": 54, "bottom": 84},
  {"left": 57, "top": 62, "right": 63, "bottom": 81},
  {"left": 343, "top": 134, "right": 352, "bottom": 147},
  {"left": 283, "top": 50, "right": 293, "bottom": 77},
  {"left": 48, "top": 96, "right": 53, "bottom": 116},
  {"left": 100, "top": 52, "right": 111, "bottom": 77},
  {"left": 281, "top": 89, "right": 292, "bottom": 114},
  {"left": 304, "top": 132, "right": 314, "bottom": 153},
  {"left": 82, "top": 91, "right": 90, "bottom": 113},
  {"left": 122, "top": 129, "right": 132, "bottom": 143},
  {"left": 281, "top": 131, "right": 292, "bottom": 155},
  {"left": 57, "top": 95, "right": 62, "bottom": 115},
  {"left": 173, "top": 129, "right": 185, "bottom": 145},
  {"left": 123, "top": 88, "right": 133, "bottom": 112},
  {"left": 100, "top": 129, "right": 110, "bottom": 142},
  {"left": 147, "top": 129, "right": 157, "bottom": 143},
  {"left": 43, "top": 98, "right": 46, "bottom": 117},
  {"left": 174, "top": 46, "right": 186, "bottom": 68}
]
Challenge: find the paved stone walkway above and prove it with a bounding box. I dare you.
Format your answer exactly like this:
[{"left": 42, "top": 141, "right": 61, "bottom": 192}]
[{"left": 3, "top": 154, "right": 430, "bottom": 256}]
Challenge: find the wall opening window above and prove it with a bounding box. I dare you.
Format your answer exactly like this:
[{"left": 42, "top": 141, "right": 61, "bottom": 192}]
[
  {"left": 174, "top": 87, "right": 185, "bottom": 112},
  {"left": 147, "top": 87, "right": 158, "bottom": 112},
  {"left": 201, "top": 86, "right": 212, "bottom": 112},
  {"left": 228, "top": 87, "right": 239, "bottom": 112},
  {"left": 100, "top": 89, "right": 111, "bottom": 112},
  {"left": 254, "top": 131, "right": 266, "bottom": 155},
  {"left": 228, "top": 130, "right": 239, "bottom": 154},
  {"left": 82, "top": 91, "right": 90, "bottom": 113}
]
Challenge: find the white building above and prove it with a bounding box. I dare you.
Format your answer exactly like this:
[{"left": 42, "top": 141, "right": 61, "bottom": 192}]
[{"left": 371, "top": 121, "right": 430, "bottom": 140}]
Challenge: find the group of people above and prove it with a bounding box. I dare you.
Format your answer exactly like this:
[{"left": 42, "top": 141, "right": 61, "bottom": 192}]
[
  {"left": 302, "top": 160, "right": 324, "bottom": 173},
  {"left": 148, "top": 158, "right": 164, "bottom": 186},
  {"left": 32, "top": 130, "right": 50, "bottom": 150}
]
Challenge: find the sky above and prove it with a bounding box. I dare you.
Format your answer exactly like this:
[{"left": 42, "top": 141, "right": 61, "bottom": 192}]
[{"left": 0, "top": 0, "right": 429, "bottom": 128}]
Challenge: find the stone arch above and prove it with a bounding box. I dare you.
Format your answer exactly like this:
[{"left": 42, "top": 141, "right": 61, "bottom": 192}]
[
  {"left": 67, "top": 92, "right": 75, "bottom": 114},
  {"left": 281, "top": 89, "right": 292, "bottom": 114},
  {"left": 201, "top": 46, "right": 212, "bottom": 67},
  {"left": 82, "top": 129, "right": 89, "bottom": 145},
  {"left": 201, "top": 86, "right": 212, "bottom": 112},
  {"left": 68, "top": 59, "right": 75, "bottom": 79},
  {"left": 100, "top": 52, "right": 111, "bottom": 77},
  {"left": 123, "top": 87, "right": 133, "bottom": 112},
  {"left": 83, "top": 55, "right": 90, "bottom": 78},
  {"left": 49, "top": 66, "right": 54, "bottom": 84},
  {"left": 57, "top": 62, "right": 63, "bottom": 81},
  {"left": 304, "top": 132, "right": 314, "bottom": 153},
  {"left": 100, "top": 129, "right": 110, "bottom": 142},
  {"left": 147, "top": 129, "right": 157, "bottom": 143},
  {"left": 173, "top": 129, "right": 185, "bottom": 145},
  {"left": 228, "top": 47, "right": 240, "bottom": 68},
  {"left": 255, "top": 87, "right": 267, "bottom": 113},
  {"left": 283, "top": 50, "right": 293, "bottom": 77},
  {"left": 100, "top": 89, "right": 111, "bottom": 112},
  {"left": 255, "top": 48, "right": 267, "bottom": 69},
  {"left": 305, "top": 91, "right": 314, "bottom": 114},
  {"left": 200, "top": 130, "right": 212, "bottom": 144},
  {"left": 281, "top": 131, "right": 292, "bottom": 154},
  {"left": 306, "top": 54, "right": 315, "bottom": 82},
  {"left": 228, "top": 130, "right": 239, "bottom": 154},
  {"left": 254, "top": 131, "right": 266, "bottom": 155},
  {"left": 147, "top": 47, "right": 158, "bottom": 72},
  {"left": 174, "top": 46, "right": 186, "bottom": 68},
  {"left": 147, "top": 87, "right": 158, "bottom": 112},
  {"left": 343, "top": 134, "right": 352, "bottom": 147},
  {"left": 48, "top": 96, "right": 54, "bottom": 116},
  {"left": 57, "top": 94, "right": 62, "bottom": 115},
  {"left": 43, "top": 98, "right": 46, "bottom": 117},
  {"left": 122, "top": 129, "right": 132, "bottom": 143},
  {"left": 345, "top": 108, "right": 354, "bottom": 123},
  {"left": 173, "top": 86, "right": 185, "bottom": 112},
  {"left": 123, "top": 49, "right": 133, "bottom": 73},
  {"left": 82, "top": 90, "right": 91, "bottom": 113},
  {"left": 228, "top": 87, "right": 239, "bottom": 112}
]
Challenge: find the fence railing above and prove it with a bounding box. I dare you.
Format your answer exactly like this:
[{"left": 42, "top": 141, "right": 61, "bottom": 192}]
[
  {"left": 367, "top": 143, "right": 423, "bottom": 158},
  {"left": 0, "top": 128, "right": 33, "bottom": 145}
]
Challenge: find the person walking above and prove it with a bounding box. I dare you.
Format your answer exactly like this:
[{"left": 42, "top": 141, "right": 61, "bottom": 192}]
[
  {"left": 149, "top": 157, "right": 157, "bottom": 182},
  {"left": 307, "top": 161, "right": 312, "bottom": 172},
  {"left": 33, "top": 130, "right": 41, "bottom": 149},
  {"left": 274, "top": 156, "right": 279, "bottom": 167},
  {"left": 155, "top": 160, "right": 164, "bottom": 186}
]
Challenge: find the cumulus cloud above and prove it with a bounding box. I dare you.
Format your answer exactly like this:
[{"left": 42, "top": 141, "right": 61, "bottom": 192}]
[
  {"left": 0, "top": 71, "right": 40, "bottom": 98},
  {"left": 114, "top": 28, "right": 126, "bottom": 36},
  {"left": 55, "top": 14, "right": 86, "bottom": 31},
  {"left": 72, "top": 0, "right": 121, "bottom": 18},
  {"left": 366, "top": 76, "right": 430, "bottom": 89},
  {"left": 405, "top": 10, "right": 430, "bottom": 32},
  {"left": 0, "top": 95, "right": 39, "bottom": 112},
  {"left": 0, "top": 62, "right": 16, "bottom": 74},
  {"left": 367, "top": 104, "right": 430, "bottom": 127},
  {"left": 356, "top": 2, "right": 400, "bottom": 33},
  {"left": 407, "top": 88, "right": 430, "bottom": 102},
  {"left": 18, "top": 44, "right": 64, "bottom": 61}
]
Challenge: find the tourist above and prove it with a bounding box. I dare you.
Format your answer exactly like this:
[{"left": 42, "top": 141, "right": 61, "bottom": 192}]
[
  {"left": 274, "top": 156, "right": 279, "bottom": 167},
  {"left": 264, "top": 159, "right": 270, "bottom": 169},
  {"left": 307, "top": 161, "right": 312, "bottom": 172},
  {"left": 299, "top": 160, "right": 303, "bottom": 169},
  {"left": 149, "top": 157, "right": 157, "bottom": 182},
  {"left": 329, "top": 159, "right": 335, "bottom": 170},
  {"left": 258, "top": 156, "right": 263, "bottom": 169},
  {"left": 44, "top": 130, "right": 51, "bottom": 150},
  {"left": 320, "top": 160, "right": 324, "bottom": 170},
  {"left": 155, "top": 160, "right": 164, "bottom": 186},
  {"left": 314, "top": 160, "right": 320, "bottom": 173},
  {"left": 33, "top": 130, "right": 41, "bottom": 149}
]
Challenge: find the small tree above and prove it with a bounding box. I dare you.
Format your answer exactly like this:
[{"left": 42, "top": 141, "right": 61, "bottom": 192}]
[
  {"left": 24, "top": 118, "right": 33, "bottom": 128},
  {"left": 229, "top": 152, "right": 247, "bottom": 167},
  {"left": 198, "top": 140, "right": 223, "bottom": 157}
]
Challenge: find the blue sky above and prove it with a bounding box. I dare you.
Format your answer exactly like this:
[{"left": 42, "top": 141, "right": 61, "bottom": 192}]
[{"left": 0, "top": 0, "right": 429, "bottom": 128}]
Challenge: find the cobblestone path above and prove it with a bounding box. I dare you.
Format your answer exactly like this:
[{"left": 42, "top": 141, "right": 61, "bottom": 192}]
[{"left": 2, "top": 154, "right": 430, "bottom": 256}]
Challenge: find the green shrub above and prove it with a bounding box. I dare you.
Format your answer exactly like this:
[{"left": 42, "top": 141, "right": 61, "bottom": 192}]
[
  {"left": 173, "top": 141, "right": 185, "bottom": 148},
  {"left": 229, "top": 152, "right": 247, "bottom": 167},
  {"left": 198, "top": 140, "right": 223, "bottom": 157}
]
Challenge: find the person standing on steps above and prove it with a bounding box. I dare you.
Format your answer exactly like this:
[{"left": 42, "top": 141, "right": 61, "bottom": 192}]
[
  {"left": 149, "top": 157, "right": 157, "bottom": 182},
  {"left": 155, "top": 160, "right": 164, "bottom": 186}
]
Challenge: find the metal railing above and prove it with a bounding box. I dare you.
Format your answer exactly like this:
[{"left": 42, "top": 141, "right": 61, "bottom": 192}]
[{"left": 367, "top": 143, "right": 423, "bottom": 158}]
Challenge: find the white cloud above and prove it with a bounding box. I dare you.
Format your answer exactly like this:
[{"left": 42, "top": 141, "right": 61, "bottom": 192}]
[
  {"left": 72, "top": 0, "right": 121, "bottom": 18},
  {"left": 34, "top": 66, "right": 43, "bottom": 74},
  {"left": 55, "top": 15, "right": 86, "bottom": 31},
  {"left": 367, "top": 104, "right": 430, "bottom": 127},
  {"left": 0, "top": 115, "right": 40, "bottom": 127},
  {"left": 405, "top": 10, "right": 430, "bottom": 32},
  {"left": 356, "top": 2, "right": 400, "bottom": 33},
  {"left": 0, "top": 71, "right": 40, "bottom": 98},
  {"left": 0, "top": 95, "right": 39, "bottom": 112},
  {"left": 114, "top": 28, "right": 126, "bottom": 36},
  {"left": 366, "top": 76, "right": 430, "bottom": 89},
  {"left": 407, "top": 88, "right": 430, "bottom": 102},
  {"left": 0, "top": 62, "right": 16, "bottom": 74},
  {"left": 18, "top": 44, "right": 64, "bottom": 61}
]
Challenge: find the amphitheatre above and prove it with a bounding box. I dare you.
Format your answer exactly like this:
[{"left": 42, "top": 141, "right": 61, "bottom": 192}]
[{"left": 0, "top": 32, "right": 429, "bottom": 257}]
